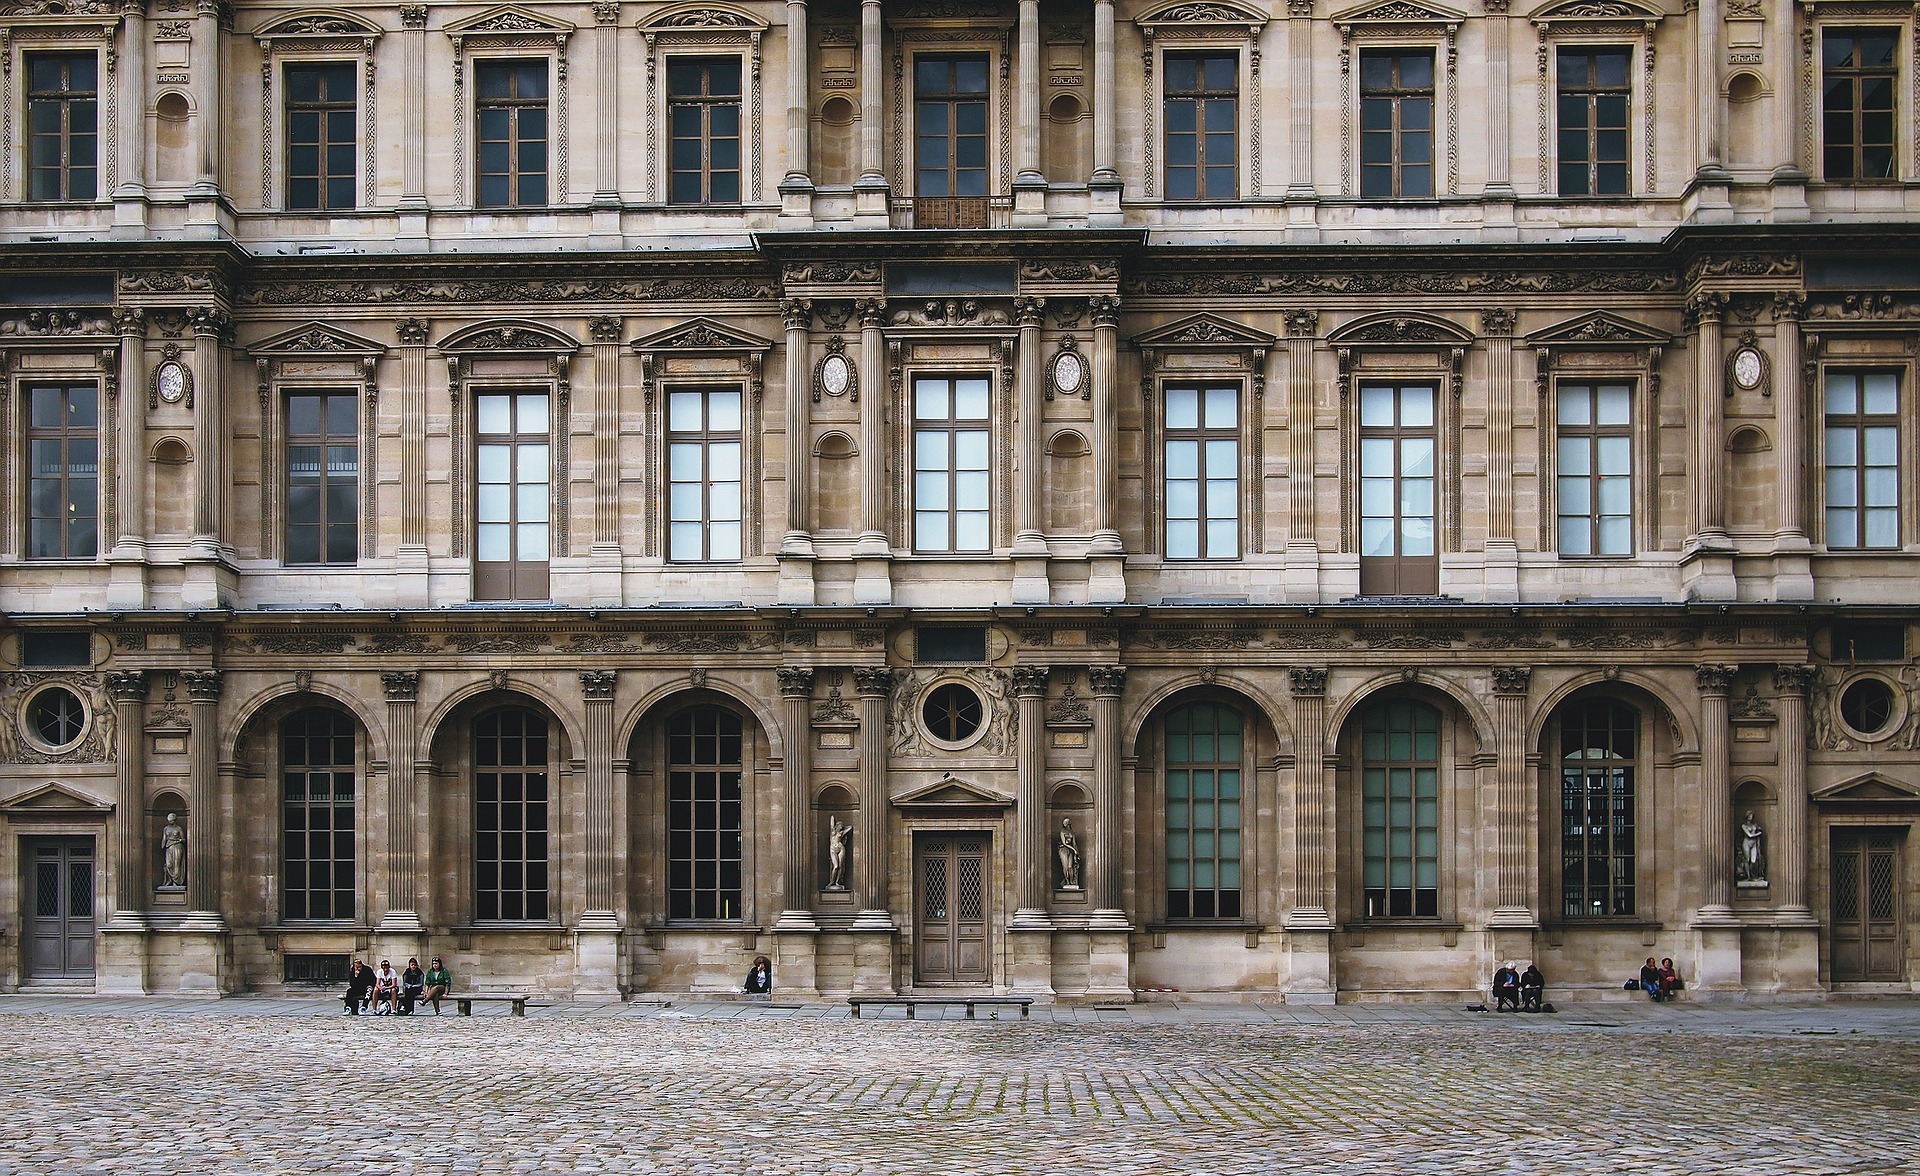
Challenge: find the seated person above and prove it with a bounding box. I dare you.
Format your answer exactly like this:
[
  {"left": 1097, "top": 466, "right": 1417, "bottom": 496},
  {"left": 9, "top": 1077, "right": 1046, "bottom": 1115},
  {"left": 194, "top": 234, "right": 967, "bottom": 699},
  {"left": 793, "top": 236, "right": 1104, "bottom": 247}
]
[
  {"left": 399, "top": 957, "right": 426, "bottom": 1016},
  {"left": 1659, "top": 957, "right": 1683, "bottom": 996},
  {"left": 1519, "top": 963, "right": 1545, "bottom": 1012},
  {"left": 743, "top": 954, "right": 772, "bottom": 997},
  {"left": 423, "top": 957, "right": 453, "bottom": 1015},
  {"left": 1492, "top": 962, "right": 1521, "bottom": 1011},
  {"left": 1638, "top": 956, "right": 1666, "bottom": 1002}
]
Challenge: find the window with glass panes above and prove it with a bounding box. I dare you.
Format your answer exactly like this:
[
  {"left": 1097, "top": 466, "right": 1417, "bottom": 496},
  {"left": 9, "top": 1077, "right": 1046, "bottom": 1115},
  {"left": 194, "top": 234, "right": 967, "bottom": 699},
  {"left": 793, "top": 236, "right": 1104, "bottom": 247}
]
[
  {"left": 285, "top": 391, "right": 358, "bottom": 565},
  {"left": 1556, "top": 382, "right": 1633, "bottom": 556},
  {"left": 913, "top": 375, "right": 991, "bottom": 553},
  {"left": 1164, "top": 384, "right": 1240, "bottom": 559},
  {"left": 27, "top": 383, "right": 98, "bottom": 560},
  {"left": 668, "top": 706, "right": 744, "bottom": 921},
  {"left": 1824, "top": 370, "right": 1900, "bottom": 549},
  {"left": 1822, "top": 29, "right": 1898, "bottom": 181},
  {"left": 281, "top": 709, "right": 356, "bottom": 921},
  {"left": 668, "top": 58, "right": 742, "bottom": 204},
  {"left": 475, "top": 60, "right": 549, "bottom": 207},
  {"left": 1360, "top": 51, "right": 1434, "bottom": 198},
  {"left": 1361, "top": 700, "right": 1440, "bottom": 918},
  {"left": 667, "top": 388, "right": 743, "bottom": 562},
  {"left": 1358, "top": 382, "right": 1438, "bottom": 595},
  {"left": 1558, "top": 698, "right": 1637, "bottom": 918},
  {"left": 27, "top": 53, "right": 97, "bottom": 201},
  {"left": 1164, "top": 703, "right": 1243, "bottom": 920},
  {"left": 473, "top": 708, "right": 549, "bottom": 921},
  {"left": 285, "top": 62, "right": 356, "bottom": 210},
  {"left": 1557, "top": 47, "right": 1630, "bottom": 196},
  {"left": 915, "top": 56, "right": 989, "bottom": 224},
  {"left": 474, "top": 392, "right": 551, "bottom": 600},
  {"left": 1164, "top": 52, "right": 1238, "bottom": 200}
]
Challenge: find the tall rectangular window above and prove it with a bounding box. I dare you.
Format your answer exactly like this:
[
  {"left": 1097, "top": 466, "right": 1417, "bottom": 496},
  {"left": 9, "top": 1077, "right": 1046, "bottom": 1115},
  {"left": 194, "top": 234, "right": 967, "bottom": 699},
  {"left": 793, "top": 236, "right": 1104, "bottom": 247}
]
[
  {"left": 27, "top": 53, "right": 97, "bottom": 201},
  {"left": 1824, "top": 370, "right": 1900, "bottom": 549},
  {"left": 1557, "top": 47, "right": 1630, "bottom": 196},
  {"left": 1823, "top": 29, "right": 1898, "bottom": 181},
  {"left": 473, "top": 709, "right": 549, "bottom": 922},
  {"left": 27, "top": 383, "right": 98, "bottom": 560},
  {"left": 285, "top": 62, "right": 356, "bottom": 211},
  {"left": 1358, "top": 382, "right": 1438, "bottom": 595},
  {"left": 285, "top": 391, "right": 358, "bottom": 565},
  {"left": 1164, "top": 703, "right": 1243, "bottom": 920},
  {"left": 476, "top": 60, "right": 549, "bottom": 207},
  {"left": 1164, "top": 384, "right": 1239, "bottom": 559},
  {"left": 915, "top": 56, "right": 990, "bottom": 226},
  {"left": 474, "top": 392, "right": 550, "bottom": 600},
  {"left": 1556, "top": 382, "right": 1633, "bottom": 556},
  {"left": 1164, "top": 52, "right": 1238, "bottom": 200},
  {"left": 667, "top": 388, "right": 743, "bottom": 563},
  {"left": 1559, "top": 699, "right": 1637, "bottom": 919},
  {"left": 1361, "top": 700, "right": 1440, "bottom": 918},
  {"left": 912, "top": 375, "right": 991, "bottom": 553},
  {"left": 281, "top": 709, "right": 356, "bottom": 921},
  {"left": 1360, "top": 51, "right": 1434, "bottom": 199},
  {"left": 667, "top": 706, "right": 744, "bottom": 921},
  {"left": 668, "top": 58, "right": 742, "bottom": 204}
]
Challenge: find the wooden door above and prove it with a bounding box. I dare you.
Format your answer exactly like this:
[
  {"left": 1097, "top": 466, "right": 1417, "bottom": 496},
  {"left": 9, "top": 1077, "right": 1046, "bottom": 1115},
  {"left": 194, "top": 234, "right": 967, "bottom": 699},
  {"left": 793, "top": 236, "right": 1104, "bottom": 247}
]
[
  {"left": 1831, "top": 827, "right": 1906, "bottom": 983},
  {"left": 26, "top": 837, "right": 95, "bottom": 979},
  {"left": 915, "top": 833, "right": 989, "bottom": 985}
]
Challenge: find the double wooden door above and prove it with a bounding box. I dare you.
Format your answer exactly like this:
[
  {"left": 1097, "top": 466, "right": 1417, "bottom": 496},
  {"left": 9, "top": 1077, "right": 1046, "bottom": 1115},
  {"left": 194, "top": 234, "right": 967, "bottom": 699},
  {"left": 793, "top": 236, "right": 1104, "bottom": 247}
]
[
  {"left": 915, "top": 833, "right": 989, "bottom": 985},
  {"left": 26, "top": 837, "right": 95, "bottom": 980},
  {"left": 1831, "top": 827, "right": 1906, "bottom": 983}
]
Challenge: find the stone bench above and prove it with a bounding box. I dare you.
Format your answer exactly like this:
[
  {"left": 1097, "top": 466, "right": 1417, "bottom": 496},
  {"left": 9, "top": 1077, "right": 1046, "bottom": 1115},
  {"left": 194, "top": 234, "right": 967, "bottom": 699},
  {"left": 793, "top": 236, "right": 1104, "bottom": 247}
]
[
  {"left": 847, "top": 995, "right": 1033, "bottom": 1020},
  {"left": 452, "top": 994, "right": 537, "bottom": 1017}
]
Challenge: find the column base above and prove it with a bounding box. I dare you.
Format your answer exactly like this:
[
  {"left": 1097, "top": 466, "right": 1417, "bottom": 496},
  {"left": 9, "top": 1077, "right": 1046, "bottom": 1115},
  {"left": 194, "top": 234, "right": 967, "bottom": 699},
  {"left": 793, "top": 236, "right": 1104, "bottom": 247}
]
[
  {"left": 1284, "top": 541, "right": 1322, "bottom": 603},
  {"left": 1767, "top": 171, "right": 1810, "bottom": 222},
  {"left": 169, "top": 924, "right": 235, "bottom": 995},
  {"left": 853, "top": 175, "right": 891, "bottom": 225},
  {"left": 574, "top": 913, "right": 623, "bottom": 999},
  {"left": 1084, "top": 928, "right": 1132, "bottom": 1000},
  {"left": 1484, "top": 905, "right": 1539, "bottom": 930},
  {"left": 849, "top": 926, "right": 897, "bottom": 994},
  {"left": 852, "top": 540, "right": 893, "bottom": 605},
  {"left": 589, "top": 542, "right": 625, "bottom": 607},
  {"left": 105, "top": 547, "right": 151, "bottom": 610},
  {"left": 1011, "top": 549, "right": 1051, "bottom": 604},
  {"left": 1769, "top": 541, "right": 1815, "bottom": 602},
  {"left": 1482, "top": 539, "right": 1520, "bottom": 603},
  {"left": 388, "top": 544, "right": 432, "bottom": 607},
  {"left": 396, "top": 204, "right": 429, "bottom": 248},
  {"left": 777, "top": 549, "right": 818, "bottom": 606},
  {"left": 1009, "top": 907, "right": 1053, "bottom": 931},
  {"left": 773, "top": 908, "right": 820, "bottom": 933},
  {"left": 772, "top": 927, "right": 821, "bottom": 1000},
  {"left": 179, "top": 553, "right": 237, "bottom": 610},
  {"left": 779, "top": 176, "right": 816, "bottom": 225},
  {"left": 588, "top": 203, "right": 624, "bottom": 249},
  {"left": 1012, "top": 177, "right": 1048, "bottom": 227},
  {"left": 1680, "top": 541, "right": 1738, "bottom": 602},
  {"left": 1689, "top": 921, "right": 1745, "bottom": 994},
  {"left": 1008, "top": 926, "right": 1055, "bottom": 998},
  {"left": 1284, "top": 927, "right": 1336, "bottom": 1003},
  {"left": 112, "top": 190, "right": 150, "bottom": 233},
  {"left": 96, "top": 923, "right": 151, "bottom": 996},
  {"left": 1088, "top": 175, "right": 1123, "bottom": 227},
  {"left": 1088, "top": 537, "right": 1126, "bottom": 604}
]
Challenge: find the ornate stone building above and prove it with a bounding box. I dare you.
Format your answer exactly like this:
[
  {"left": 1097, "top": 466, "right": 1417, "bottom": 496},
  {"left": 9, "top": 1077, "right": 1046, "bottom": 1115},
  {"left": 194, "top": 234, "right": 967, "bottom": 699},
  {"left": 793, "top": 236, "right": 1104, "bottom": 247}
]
[{"left": 0, "top": 0, "right": 1915, "bottom": 1002}]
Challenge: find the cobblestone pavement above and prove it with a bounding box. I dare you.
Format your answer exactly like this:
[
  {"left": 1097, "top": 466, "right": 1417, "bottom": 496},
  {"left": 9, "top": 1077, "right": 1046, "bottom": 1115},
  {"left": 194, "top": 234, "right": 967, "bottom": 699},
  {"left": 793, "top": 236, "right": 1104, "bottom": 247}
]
[{"left": 1, "top": 996, "right": 1916, "bottom": 1175}]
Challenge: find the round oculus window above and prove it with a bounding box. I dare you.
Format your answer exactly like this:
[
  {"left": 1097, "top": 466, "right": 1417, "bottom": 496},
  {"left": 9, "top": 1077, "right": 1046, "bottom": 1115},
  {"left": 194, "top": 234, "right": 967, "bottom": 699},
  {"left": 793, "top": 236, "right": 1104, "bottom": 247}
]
[
  {"left": 922, "top": 682, "right": 984, "bottom": 745},
  {"left": 26, "top": 686, "right": 86, "bottom": 750},
  {"left": 1839, "top": 677, "right": 1898, "bottom": 737}
]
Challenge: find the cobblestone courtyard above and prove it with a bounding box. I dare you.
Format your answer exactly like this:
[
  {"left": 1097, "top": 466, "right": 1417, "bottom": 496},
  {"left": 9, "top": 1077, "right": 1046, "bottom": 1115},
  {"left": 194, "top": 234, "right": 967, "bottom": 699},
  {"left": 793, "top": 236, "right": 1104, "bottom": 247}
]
[{"left": 0, "top": 998, "right": 1916, "bottom": 1175}]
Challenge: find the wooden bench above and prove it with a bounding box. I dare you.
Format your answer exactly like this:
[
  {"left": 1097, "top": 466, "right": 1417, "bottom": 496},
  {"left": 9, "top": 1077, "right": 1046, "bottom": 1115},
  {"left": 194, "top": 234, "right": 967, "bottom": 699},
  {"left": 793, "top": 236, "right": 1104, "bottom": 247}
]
[
  {"left": 452, "top": 994, "right": 536, "bottom": 1017},
  {"left": 848, "top": 995, "right": 1033, "bottom": 1020}
]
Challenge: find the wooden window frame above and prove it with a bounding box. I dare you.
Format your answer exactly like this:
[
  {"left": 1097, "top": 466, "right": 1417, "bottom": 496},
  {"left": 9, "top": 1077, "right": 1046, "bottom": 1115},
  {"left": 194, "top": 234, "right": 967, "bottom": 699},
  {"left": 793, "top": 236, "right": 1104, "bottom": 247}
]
[
  {"left": 1556, "top": 698, "right": 1640, "bottom": 920},
  {"left": 1163, "top": 50, "right": 1239, "bottom": 201},
  {"left": 474, "top": 57, "right": 550, "bottom": 209},
  {"left": 473, "top": 388, "right": 552, "bottom": 602},
  {"left": 472, "top": 707, "right": 552, "bottom": 924},
  {"left": 1555, "top": 45, "right": 1632, "bottom": 197},
  {"left": 283, "top": 388, "right": 359, "bottom": 567},
  {"left": 665, "top": 385, "right": 744, "bottom": 564},
  {"left": 666, "top": 56, "right": 743, "bottom": 205},
  {"left": 1358, "top": 698, "right": 1442, "bottom": 920},
  {"left": 280, "top": 708, "right": 358, "bottom": 923},
  {"left": 283, "top": 61, "right": 358, "bottom": 212},
  {"left": 1554, "top": 380, "right": 1634, "bottom": 558},
  {"left": 912, "top": 53, "right": 992, "bottom": 225},
  {"left": 1821, "top": 26, "right": 1901, "bottom": 182},
  {"left": 1356, "top": 380, "right": 1439, "bottom": 596},
  {"left": 910, "top": 372, "right": 993, "bottom": 555},
  {"left": 1163, "top": 701, "right": 1245, "bottom": 922},
  {"left": 1358, "top": 48, "right": 1436, "bottom": 200},
  {"left": 1823, "top": 368, "right": 1901, "bottom": 550},
  {"left": 24, "top": 51, "right": 97, "bottom": 202},
  {"left": 666, "top": 704, "right": 745, "bottom": 923},
  {"left": 1162, "top": 382, "right": 1241, "bottom": 560},
  {"left": 25, "top": 381, "right": 98, "bottom": 561}
]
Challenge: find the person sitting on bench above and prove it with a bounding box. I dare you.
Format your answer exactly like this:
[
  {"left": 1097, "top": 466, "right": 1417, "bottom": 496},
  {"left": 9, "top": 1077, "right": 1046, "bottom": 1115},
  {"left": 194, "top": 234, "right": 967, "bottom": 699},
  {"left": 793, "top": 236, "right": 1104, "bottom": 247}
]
[
  {"left": 1519, "top": 963, "right": 1545, "bottom": 1012},
  {"left": 1492, "top": 962, "right": 1521, "bottom": 1011}
]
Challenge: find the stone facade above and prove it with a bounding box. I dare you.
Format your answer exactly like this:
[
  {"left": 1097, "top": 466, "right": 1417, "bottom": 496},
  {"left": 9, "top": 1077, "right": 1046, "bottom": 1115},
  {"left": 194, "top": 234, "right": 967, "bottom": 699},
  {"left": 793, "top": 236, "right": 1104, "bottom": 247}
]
[{"left": 0, "top": 0, "right": 1916, "bottom": 1001}]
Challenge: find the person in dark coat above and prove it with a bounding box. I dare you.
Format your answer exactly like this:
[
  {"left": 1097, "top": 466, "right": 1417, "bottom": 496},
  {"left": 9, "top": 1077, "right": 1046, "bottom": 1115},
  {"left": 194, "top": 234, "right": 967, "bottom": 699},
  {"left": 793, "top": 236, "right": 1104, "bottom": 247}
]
[
  {"left": 343, "top": 960, "right": 374, "bottom": 1015},
  {"left": 1519, "top": 964, "right": 1545, "bottom": 1012},
  {"left": 743, "top": 955, "right": 772, "bottom": 997},
  {"left": 1492, "top": 963, "right": 1520, "bottom": 1011},
  {"left": 1639, "top": 957, "right": 1666, "bottom": 1001},
  {"left": 399, "top": 958, "right": 426, "bottom": 1015}
]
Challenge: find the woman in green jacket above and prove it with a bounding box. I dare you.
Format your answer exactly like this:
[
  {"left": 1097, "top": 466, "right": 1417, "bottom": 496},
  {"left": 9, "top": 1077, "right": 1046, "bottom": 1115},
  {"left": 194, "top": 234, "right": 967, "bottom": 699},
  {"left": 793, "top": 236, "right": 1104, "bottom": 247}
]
[{"left": 423, "top": 957, "right": 453, "bottom": 1015}]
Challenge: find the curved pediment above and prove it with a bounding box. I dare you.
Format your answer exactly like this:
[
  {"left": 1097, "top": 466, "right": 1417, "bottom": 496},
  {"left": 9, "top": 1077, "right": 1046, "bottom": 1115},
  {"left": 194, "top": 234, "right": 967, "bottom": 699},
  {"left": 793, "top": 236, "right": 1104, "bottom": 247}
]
[
  {"left": 252, "top": 9, "right": 383, "bottom": 39},
  {"left": 444, "top": 5, "right": 574, "bottom": 37},
  {"left": 1327, "top": 311, "right": 1475, "bottom": 347},
  {"left": 892, "top": 773, "right": 1015, "bottom": 809},
  {"left": 1528, "top": 0, "right": 1666, "bottom": 24},
  {"left": 1525, "top": 311, "right": 1670, "bottom": 348},
  {"left": 1137, "top": 1, "right": 1271, "bottom": 32},
  {"left": 249, "top": 321, "right": 388, "bottom": 357},
  {"left": 629, "top": 317, "right": 774, "bottom": 355},
  {"left": 1812, "top": 772, "right": 1920, "bottom": 804},
  {"left": 1132, "top": 313, "right": 1277, "bottom": 350},
  {"left": 437, "top": 320, "right": 578, "bottom": 353},
  {"left": 640, "top": 4, "right": 768, "bottom": 33}
]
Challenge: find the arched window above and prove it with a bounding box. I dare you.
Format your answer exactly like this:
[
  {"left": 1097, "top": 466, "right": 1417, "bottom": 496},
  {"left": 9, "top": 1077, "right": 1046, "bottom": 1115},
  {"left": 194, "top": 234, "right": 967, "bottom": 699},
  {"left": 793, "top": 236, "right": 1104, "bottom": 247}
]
[
  {"left": 668, "top": 705, "right": 743, "bottom": 920},
  {"left": 1361, "top": 699, "right": 1440, "bottom": 917},
  {"left": 474, "top": 708, "right": 549, "bottom": 921},
  {"left": 1164, "top": 702, "right": 1243, "bottom": 920},
  {"left": 1559, "top": 698, "right": 1638, "bottom": 918},
  {"left": 281, "top": 708, "right": 356, "bottom": 920}
]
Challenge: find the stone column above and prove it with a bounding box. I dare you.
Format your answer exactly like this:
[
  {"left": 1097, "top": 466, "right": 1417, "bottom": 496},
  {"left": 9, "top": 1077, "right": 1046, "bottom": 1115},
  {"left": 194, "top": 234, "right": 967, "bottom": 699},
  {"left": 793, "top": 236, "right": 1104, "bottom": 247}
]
[
  {"left": 181, "top": 670, "right": 224, "bottom": 922},
  {"left": 1689, "top": 293, "right": 1730, "bottom": 546},
  {"left": 189, "top": 0, "right": 223, "bottom": 197},
  {"left": 1011, "top": 666, "right": 1052, "bottom": 923},
  {"left": 1771, "top": 0, "right": 1803, "bottom": 177},
  {"left": 1773, "top": 294, "right": 1807, "bottom": 539},
  {"left": 776, "top": 667, "right": 817, "bottom": 927},
  {"left": 852, "top": 299, "right": 891, "bottom": 603},
  {"left": 1488, "top": 667, "right": 1538, "bottom": 925},
  {"left": 593, "top": 3, "right": 621, "bottom": 203},
  {"left": 113, "top": 0, "right": 149, "bottom": 225},
  {"left": 1090, "top": 0, "right": 1120, "bottom": 221},
  {"left": 1087, "top": 665, "right": 1128, "bottom": 922},
  {"left": 97, "top": 670, "right": 150, "bottom": 993},
  {"left": 1697, "top": 664, "right": 1737, "bottom": 915},
  {"left": 188, "top": 311, "right": 228, "bottom": 557},
  {"left": 1012, "top": 0, "right": 1045, "bottom": 222},
  {"left": 1483, "top": 310, "right": 1519, "bottom": 600},
  {"left": 587, "top": 316, "right": 623, "bottom": 604},
  {"left": 1696, "top": 0, "right": 1726, "bottom": 176},
  {"left": 1771, "top": 665, "right": 1816, "bottom": 915},
  {"left": 1088, "top": 295, "right": 1125, "bottom": 601},
  {"left": 1283, "top": 311, "right": 1321, "bottom": 600},
  {"left": 1483, "top": 5, "right": 1511, "bottom": 196},
  {"left": 854, "top": 0, "right": 889, "bottom": 219},
  {"left": 1284, "top": 667, "right": 1334, "bottom": 1002},
  {"left": 851, "top": 667, "right": 895, "bottom": 928},
  {"left": 778, "top": 299, "right": 817, "bottom": 604},
  {"left": 107, "top": 311, "right": 149, "bottom": 608},
  {"left": 398, "top": 5, "right": 428, "bottom": 234},
  {"left": 391, "top": 318, "right": 430, "bottom": 603},
  {"left": 781, "top": 0, "right": 813, "bottom": 204},
  {"left": 575, "top": 670, "right": 621, "bottom": 997},
  {"left": 379, "top": 671, "right": 423, "bottom": 931},
  {"left": 1012, "top": 296, "right": 1049, "bottom": 602}
]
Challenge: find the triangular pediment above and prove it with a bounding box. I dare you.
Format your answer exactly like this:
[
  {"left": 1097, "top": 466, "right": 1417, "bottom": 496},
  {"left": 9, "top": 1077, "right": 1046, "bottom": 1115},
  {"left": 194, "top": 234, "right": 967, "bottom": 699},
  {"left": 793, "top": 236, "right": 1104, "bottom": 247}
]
[
  {"left": 444, "top": 5, "right": 574, "bottom": 37},
  {"left": 641, "top": 4, "right": 769, "bottom": 33},
  {"left": 1137, "top": 1, "right": 1270, "bottom": 31},
  {"left": 1529, "top": 0, "right": 1666, "bottom": 25},
  {"left": 1526, "top": 311, "right": 1671, "bottom": 348},
  {"left": 629, "top": 317, "right": 774, "bottom": 354},
  {"left": 252, "top": 10, "right": 383, "bottom": 39},
  {"left": 0, "top": 781, "right": 112, "bottom": 816},
  {"left": 1132, "top": 313, "right": 1276, "bottom": 350},
  {"left": 437, "top": 319, "right": 578, "bottom": 353},
  {"left": 1327, "top": 311, "right": 1475, "bottom": 346},
  {"left": 250, "top": 321, "right": 388, "bottom": 357},
  {"left": 1812, "top": 773, "right": 1920, "bottom": 803},
  {"left": 1333, "top": 0, "right": 1467, "bottom": 27},
  {"left": 892, "top": 774, "right": 1015, "bottom": 809}
]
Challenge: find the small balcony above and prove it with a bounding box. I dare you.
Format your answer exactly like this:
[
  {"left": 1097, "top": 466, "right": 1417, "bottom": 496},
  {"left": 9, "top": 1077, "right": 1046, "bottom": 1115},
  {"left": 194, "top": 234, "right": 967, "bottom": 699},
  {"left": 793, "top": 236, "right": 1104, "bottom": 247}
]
[{"left": 890, "top": 195, "right": 1012, "bottom": 229}]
